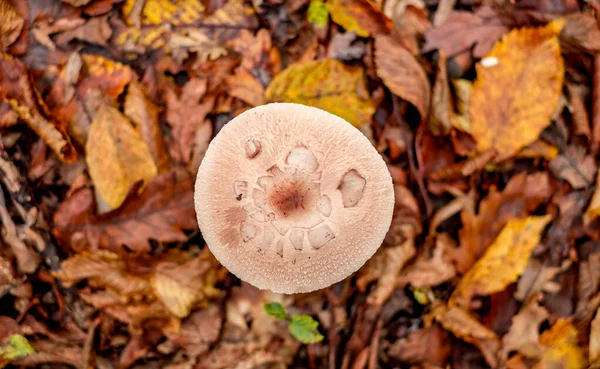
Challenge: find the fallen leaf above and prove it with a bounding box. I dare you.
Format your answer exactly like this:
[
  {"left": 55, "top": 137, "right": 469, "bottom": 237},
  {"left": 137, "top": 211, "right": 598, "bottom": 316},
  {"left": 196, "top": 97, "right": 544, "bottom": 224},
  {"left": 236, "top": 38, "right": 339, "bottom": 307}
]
[
  {"left": 398, "top": 233, "right": 456, "bottom": 288},
  {"left": 388, "top": 324, "right": 450, "bottom": 366},
  {"left": 375, "top": 34, "right": 430, "bottom": 119},
  {"left": 585, "top": 169, "right": 600, "bottom": 223},
  {"left": 470, "top": 20, "right": 565, "bottom": 161},
  {"left": 450, "top": 215, "right": 552, "bottom": 307},
  {"left": 80, "top": 54, "right": 135, "bottom": 100},
  {"left": 124, "top": 81, "right": 171, "bottom": 173},
  {"left": 55, "top": 15, "right": 112, "bottom": 46},
  {"left": 0, "top": 0, "right": 24, "bottom": 50},
  {"left": 591, "top": 307, "right": 600, "bottom": 365},
  {"left": 62, "top": 0, "right": 92, "bottom": 5},
  {"left": 451, "top": 78, "right": 472, "bottom": 132},
  {"left": 326, "top": 0, "right": 391, "bottom": 37},
  {"left": 501, "top": 299, "right": 548, "bottom": 360},
  {"left": 265, "top": 58, "right": 375, "bottom": 127},
  {"left": 433, "top": 304, "right": 501, "bottom": 368},
  {"left": 165, "top": 78, "right": 214, "bottom": 163},
  {"left": 125, "top": 0, "right": 205, "bottom": 26},
  {"left": 549, "top": 145, "right": 596, "bottom": 189},
  {"left": 428, "top": 51, "right": 452, "bottom": 135},
  {"left": 226, "top": 69, "right": 265, "bottom": 106},
  {"left": 536, "top": 319, "right": 586, "bottom": 369},
  {"left": 449, "top": 172, "right": 552, "bottom": 274},
  {"left": 515, "top": 259, "right": 563, "bottom": 302},
  {"left": 422, "top": 6, "right": 508, "bottom": 58},
  {"left": 168, "top": 28, "right": 228, "bottom": 66},
  {"left": 560, "top": 12, "right": 600, "bottom": 53},
  {"left": 86, "top": 105, "right": 157, "bottom": 210},
  {"left": 52, "top": 171, "right": 197, "bottom": 253},
  {"left": 151, "top": 255, "right": 223, "bottom": 318},
  {"left": 326, "top": 32, "right": 367, "bottom": 61},
  {"left": 0, "top": 54, "right": 77, "bottom": 162},
  {"left": 164, "top": 305, "right": 222, "bottom": 357}
]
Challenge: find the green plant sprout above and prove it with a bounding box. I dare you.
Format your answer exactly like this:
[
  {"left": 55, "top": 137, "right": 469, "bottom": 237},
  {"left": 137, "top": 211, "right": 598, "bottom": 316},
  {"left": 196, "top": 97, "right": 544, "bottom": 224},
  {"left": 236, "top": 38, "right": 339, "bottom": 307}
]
[{"left": 264, "top": 302, "right": 324, "bottom": 344}]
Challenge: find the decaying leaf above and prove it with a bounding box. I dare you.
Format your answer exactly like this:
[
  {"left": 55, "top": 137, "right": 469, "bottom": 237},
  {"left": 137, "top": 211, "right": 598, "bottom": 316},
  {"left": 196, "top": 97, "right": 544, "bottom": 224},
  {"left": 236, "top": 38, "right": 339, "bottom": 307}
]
[
  {"left": 52, "top": 171, "right": 197, "bottom": 253},
  {"left": 591, "top": 307, "right": 600, "bottom": 366},
  {"left": 560, "top": 12, "right": 600, "bottom": 53},
  {"left": 265, "top": 58, "right": 374, "bottom": 127},
  {"left": 422, "top": 6, "right": 508, "bottom": 58},
  {"left": 398, "top": 233, "right": 456, "bottom": 288},
  {"left": 501, "top": 299, "right": 548, "bottom": 360},
  {"left": 586, "top": 169, "right": 600, "bottom": 224},
  {"left": 326, "top": 0, "right": 392, "bottom": 37},
  {"left": 549, "top": 145, "right": 596, "bottom": 189},
  {"left": 428, "top": 51, "right": 452, "bottom": 135},
  {"left": 85, "top": 105, "right": 158, "bottom": 210},
  {"left": 124, "top": 81, "right": 171, "bottom": 173},
  {"left": 536, "top": 319, "right": 586, "bottom": 369},
  {"left": 0, "top": 0, "right": 24, "bottom": 50},
  {"left": 450, "top": 215, "right": 552, "bottom": 307},
  {"left": 470, "top": 20, "right": 565, "bottom": 161},
  {"left": 0, "top": 54, "right": 77, "bottom": 162},
  {"left": 375, "top": 34, "right": 430, "bottom": 119}
]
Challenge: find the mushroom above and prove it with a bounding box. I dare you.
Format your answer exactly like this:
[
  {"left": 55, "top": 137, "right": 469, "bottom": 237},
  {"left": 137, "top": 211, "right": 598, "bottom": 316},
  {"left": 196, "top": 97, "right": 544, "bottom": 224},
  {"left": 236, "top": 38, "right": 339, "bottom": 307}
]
[{"left": 194, "top": 103, "right": 394, "bottom": 294}]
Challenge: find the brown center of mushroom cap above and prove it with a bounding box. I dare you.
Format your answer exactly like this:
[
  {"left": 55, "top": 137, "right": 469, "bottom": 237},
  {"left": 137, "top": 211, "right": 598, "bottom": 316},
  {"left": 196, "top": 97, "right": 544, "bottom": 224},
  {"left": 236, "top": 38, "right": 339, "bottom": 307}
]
[{"left": 268, "top": 174, "right": 319, "bottom": 219}]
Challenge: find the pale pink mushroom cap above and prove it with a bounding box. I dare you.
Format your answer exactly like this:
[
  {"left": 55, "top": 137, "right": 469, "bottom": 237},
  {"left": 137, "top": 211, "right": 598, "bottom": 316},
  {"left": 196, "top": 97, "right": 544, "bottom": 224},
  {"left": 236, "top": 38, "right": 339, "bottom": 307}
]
[{"left": 194, "top": 103, "right": 394, "bottom": 294}]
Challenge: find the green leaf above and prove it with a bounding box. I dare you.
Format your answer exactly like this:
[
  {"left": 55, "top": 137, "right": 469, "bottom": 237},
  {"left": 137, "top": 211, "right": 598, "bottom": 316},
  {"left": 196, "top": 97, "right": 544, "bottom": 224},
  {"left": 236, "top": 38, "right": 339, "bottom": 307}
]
[
  {"left": 289, "top": 314, "right": 324, "bottom": 344},
  {"left": 264, "top": 302, "right": 287, "bottom": 320},
  {"left": 0, "top": 334, "right": 34, "bottom": 360},
  {"left": 308, "top": 0, "right": 328, "bottom": 28}
]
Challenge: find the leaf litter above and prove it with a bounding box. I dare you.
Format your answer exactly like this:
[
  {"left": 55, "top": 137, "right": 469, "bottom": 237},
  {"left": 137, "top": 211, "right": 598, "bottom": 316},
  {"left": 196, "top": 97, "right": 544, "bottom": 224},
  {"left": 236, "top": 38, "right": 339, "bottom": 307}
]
[{"left": 0, "top": 0, "right": 600, "bottom": 368}]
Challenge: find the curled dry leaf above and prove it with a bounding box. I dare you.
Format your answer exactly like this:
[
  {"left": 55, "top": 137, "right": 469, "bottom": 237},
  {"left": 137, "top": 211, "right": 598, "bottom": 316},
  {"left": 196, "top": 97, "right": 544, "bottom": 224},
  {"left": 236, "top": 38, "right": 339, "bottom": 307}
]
[
  {"left": 536, "top": 319, "right": 586, "bottom": 369},
  {"left": 501, "top": 299, "right": 548, "bottom": 360},
  {"left": 0, "top": 54, "right": 77, "bottom": 162},
  {"left": 52, "top": 171, "right": 197, "bottom": 253},
  {"left": 375, "top": 34, "right": 430, "bottom": 119},
  {"left": 124, "top": 81, "right": 171, "bottom": 173},
  {"left": 265, "top": 59, "right": 374, "bottom": 127},
  {"left": 433, "top": 304, "right": 501, "bottom": 368},
  {"left": 470, "top": 20, "right": 565, "bottom": 161},
  {"left": 326, "top": 0, "right": 392, "bottom": 37},
  {"left": 85, "top": 105, "right": 158, "bottom": 210},
  {"left": 0, "top": 0, "right": 24, "bottom": 50},
  {"left": 450, "top": 215, "right": 552, "bottom": 308}
]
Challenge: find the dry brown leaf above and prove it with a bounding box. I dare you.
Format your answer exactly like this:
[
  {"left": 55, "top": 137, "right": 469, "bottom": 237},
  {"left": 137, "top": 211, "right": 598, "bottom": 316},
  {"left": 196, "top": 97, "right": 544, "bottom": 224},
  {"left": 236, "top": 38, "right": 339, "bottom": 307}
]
[
  {"left": 398, "top": 233, "right": 456, "bottom": 288},
  {"left": 428, "top": 51, "right": 451, "bottom": 135},
  {"left": 433, "top": 304, "right": 501, "bottom": 367},
  {"left": 0, "top": 0, "right": 24, "bottom": 50},
  {"left": 560, "top": 12, "right": 600, "bottom": 53},
  {"left": 164, "top": 306, "right": 222, "bottom": 357},
  {"left": 326, "top": 32, "right": 367, "bottom": 61},
  {"left": 124, "top": 81, "right": 171, "bottom": 173},
  {"left": 226, "top": 69, "right": 265, "bottom": 107},
  {"left": 422, "top": 6, "right": 508, "bottom": 58},
  {"left": 586, "top": 169, "right": 600, "bottom": 223},
  {"left": 549, "top": 145, "right": 596, "bottom": 189},
  {"left": 388, "top": 324, "right": 450, "bottom": 366},
  {"left": 265, "top": 58, "right": 375, "bottom": 127},
  {"left": 470, "top": 20, "right": 565, "bottom": 161},
  {"left": 62, "top": 0, "right": 92, "bottom": 5},
  {"left": 451, "top": 79, "right": 472, "bottom": 132},
  {"left": 450, "top": 215, "right": 552, "bottom": 308},
  {"left": 86, "top": 105, "right": 158, "bottom": 210},
  {"left": 326, "top": 0, "right": 392, "bottom": 37},
  {"left": 52, "top": 171, "right": 198, "bottom": 253},
  {"left": 55, "top": 15, "right": 112, "bottom": 46},
  {"left": 151, "top": 254, "right": 223, "bottom": 318},
  {"left": 375, "top": 34, "right": 430, "bottom": 119},
  {"left": 168, "top": 28, "right": 228, "bottom": 66},
  {"left": 165, "top": 78, "right": 214, "bottom": 164},
  {"left": 501, "top": 299, "right": 548, "bottom": 360},
  {"left": 0, "top": 54, "right": 77, "bottom": 162},
  {"left": 53, "top": 250, "right": 152, "bottom": 297},
  {"left": 536, "top": 319, "right": 586, "bottom": 369},
  {"left": 449, "top": 172, "right": 552, "bottom": 274},
  {"left": 515, "top": 259, "right": 563, "bottom": 302}
]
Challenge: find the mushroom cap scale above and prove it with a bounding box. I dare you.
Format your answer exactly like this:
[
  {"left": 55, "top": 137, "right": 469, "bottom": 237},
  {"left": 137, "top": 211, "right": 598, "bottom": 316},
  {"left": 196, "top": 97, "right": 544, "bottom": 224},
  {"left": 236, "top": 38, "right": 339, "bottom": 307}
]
[{"left": 194, "top": 103, "right": 394, "bottom": 294}]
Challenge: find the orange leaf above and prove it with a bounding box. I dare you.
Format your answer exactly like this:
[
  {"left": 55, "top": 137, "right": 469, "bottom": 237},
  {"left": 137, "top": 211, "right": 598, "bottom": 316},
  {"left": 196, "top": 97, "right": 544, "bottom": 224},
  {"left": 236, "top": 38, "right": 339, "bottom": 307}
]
[
  {"left": 326, "top": 0, "right": 391, "bottom": 37},
  {"left": 470, "top": 20, "right": 565, "bottom": 161}
]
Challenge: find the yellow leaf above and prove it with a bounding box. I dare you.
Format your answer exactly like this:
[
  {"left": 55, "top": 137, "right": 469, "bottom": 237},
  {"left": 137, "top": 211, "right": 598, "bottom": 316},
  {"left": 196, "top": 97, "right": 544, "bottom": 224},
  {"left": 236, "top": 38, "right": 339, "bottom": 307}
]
[
  {"left": 85, "top": 105, "right": 158, "bottom": 209},
  {"left": 450, "top": 215, "right": 552, "bottom": 307},
  {"left": 131, "top": 0, "right": 205, "bottom": 26},
  {"left": 0, "top": 0, "right": 24, "bottom": 49},
  {"left": 585, "top": 169, "right": 600, "bottom": 224},
  {"left": 81, "top": 54, "right": 135, "bottom": 99},
  {"left": 470, "top": 20, "right": 565, "bottom": 161},
  {"left": 326, "top": 0, "right": 391, "bottom": 37},
  {"left": 536, "top": 319, "right": 586, "bottom": 369},
  {"left": 265, "top": 59, "right": 374, "bottom": 127},
  {"left": 590, "top": 307, "right": 600, "bottom": 365}
]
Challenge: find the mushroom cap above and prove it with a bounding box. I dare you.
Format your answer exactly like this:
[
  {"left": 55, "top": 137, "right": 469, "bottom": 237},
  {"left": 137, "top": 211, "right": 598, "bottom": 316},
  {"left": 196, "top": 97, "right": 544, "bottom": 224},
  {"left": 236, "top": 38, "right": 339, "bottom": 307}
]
[{"left": 194, "top": 103, "right": 394, "bottom": 294}]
